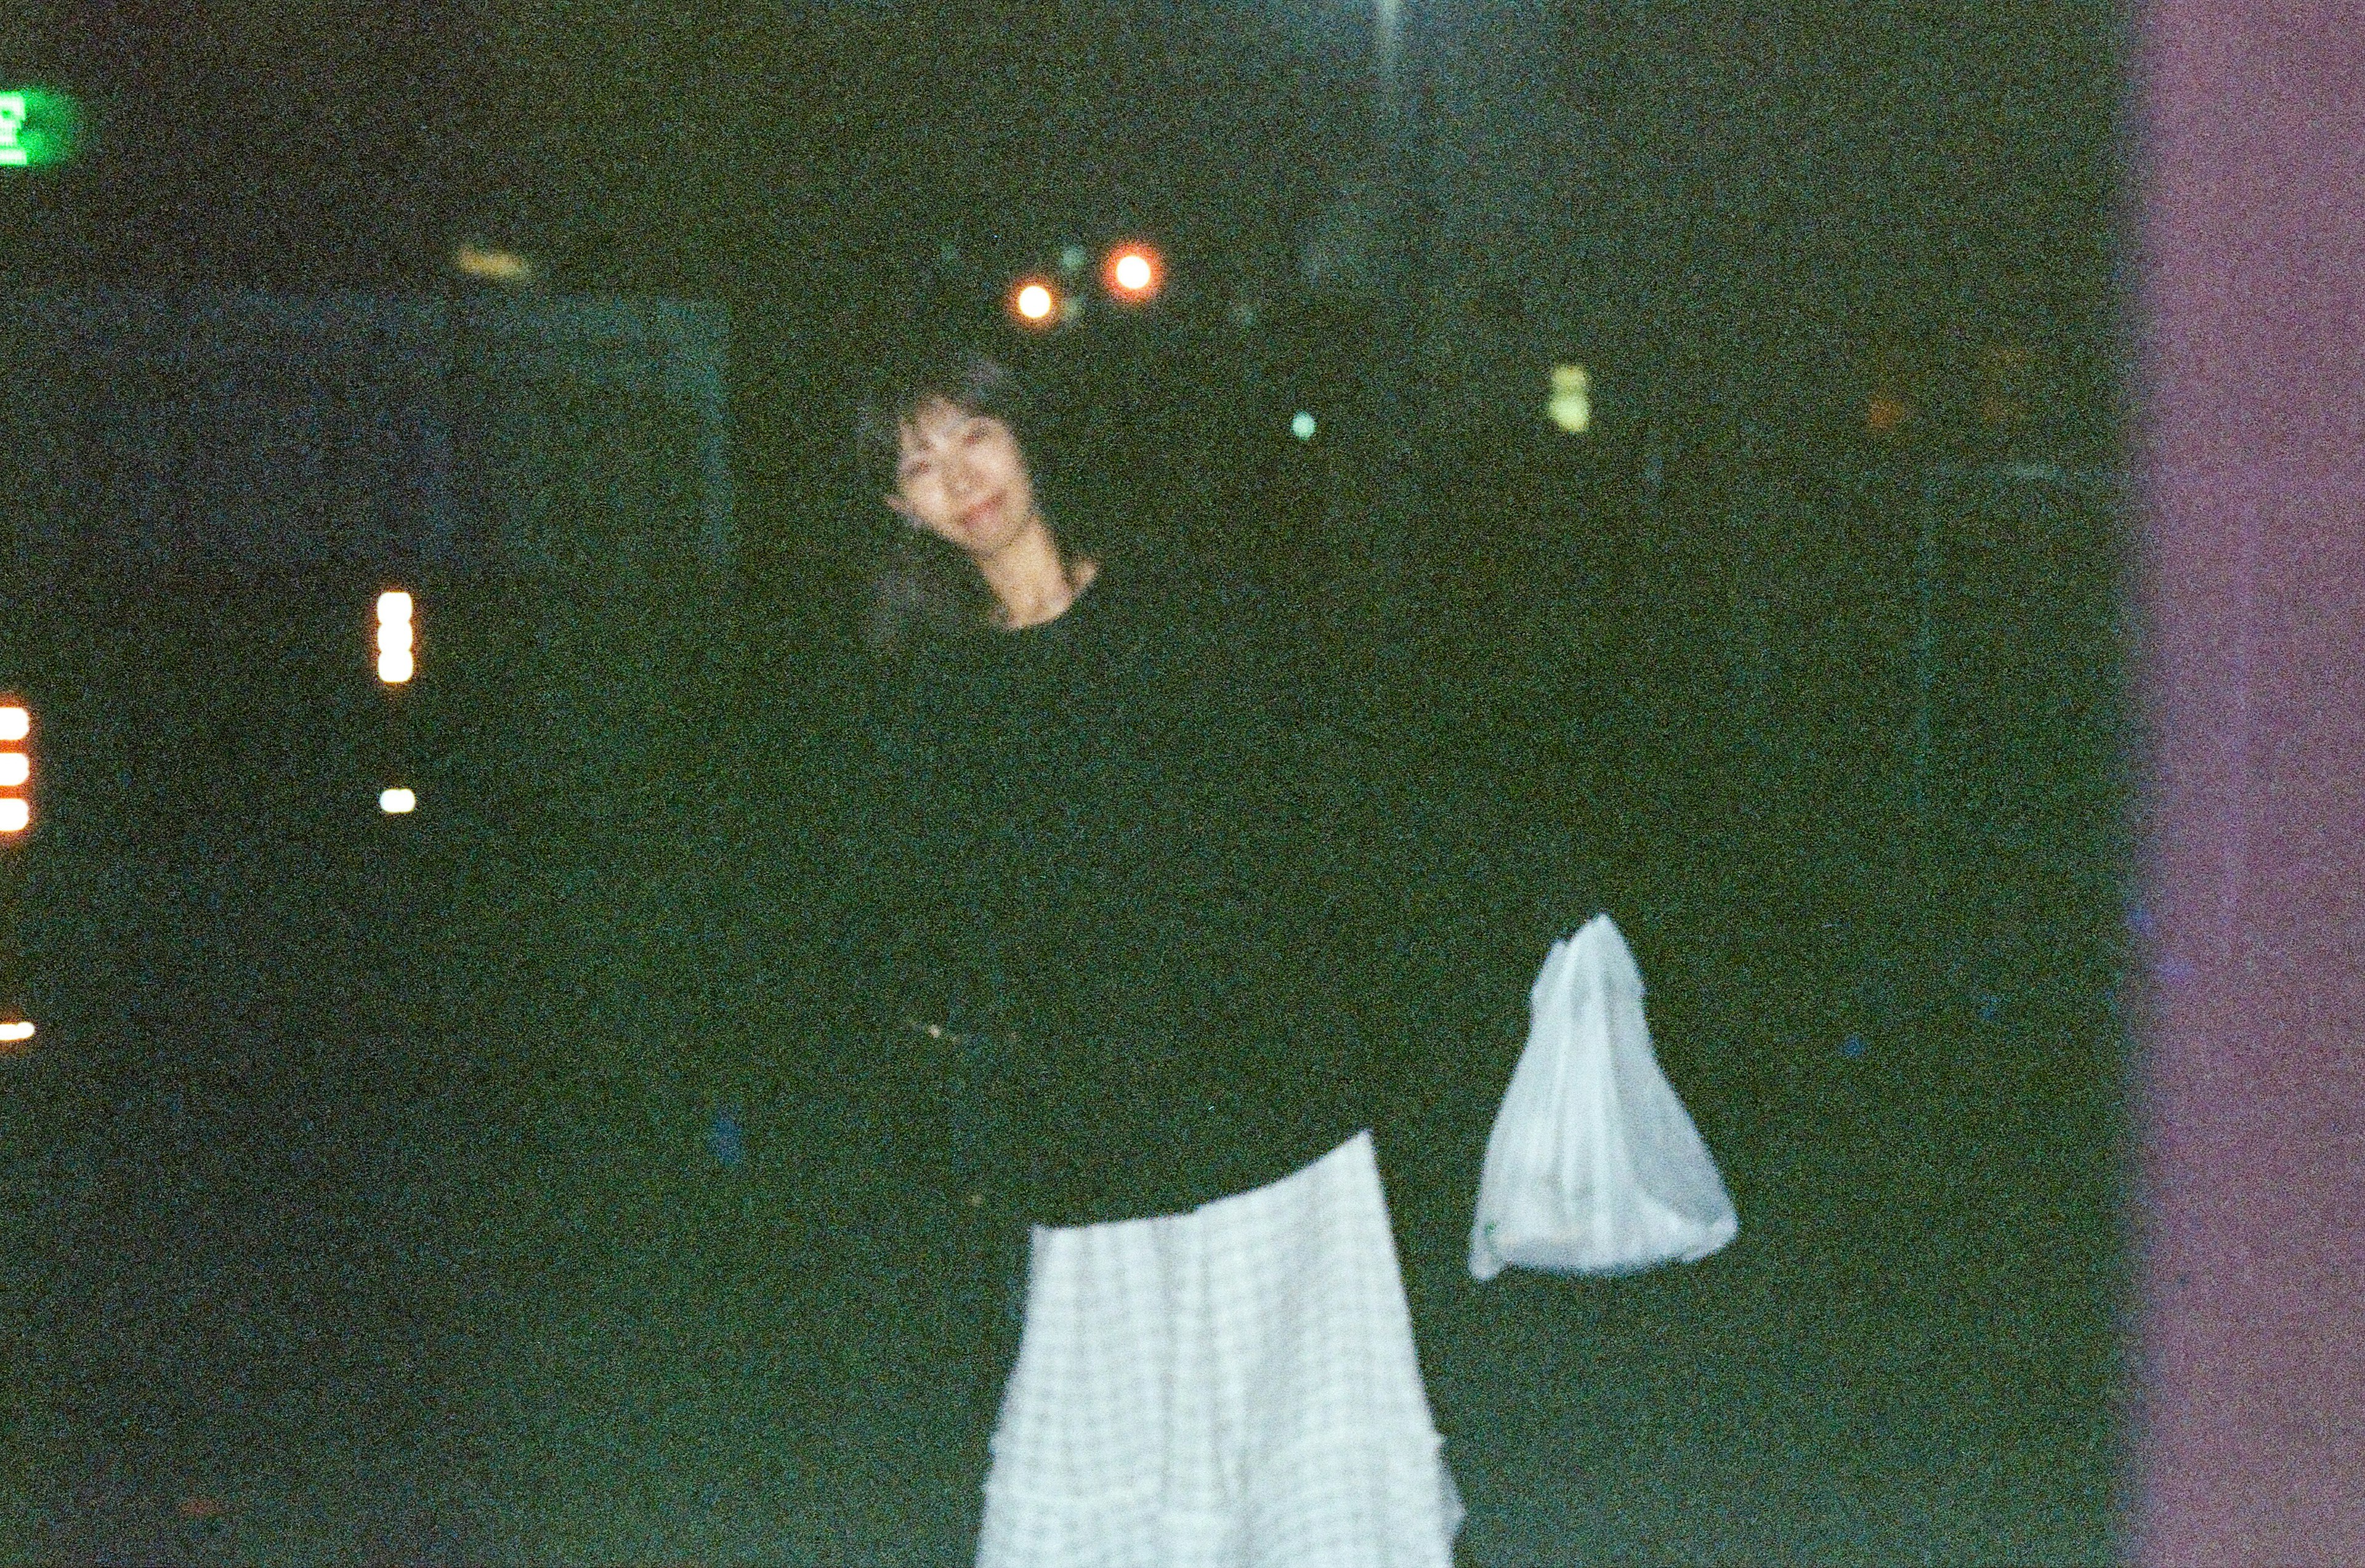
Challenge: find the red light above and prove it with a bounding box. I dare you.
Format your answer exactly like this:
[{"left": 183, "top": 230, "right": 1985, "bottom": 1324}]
[{"left": 1102, "top": 243, "right": 1163, "bottom": 304}]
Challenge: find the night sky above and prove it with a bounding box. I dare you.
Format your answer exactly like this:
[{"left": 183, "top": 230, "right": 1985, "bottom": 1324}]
[{"left": 6, "top": 1, "right": 2120, "bottom": 384}]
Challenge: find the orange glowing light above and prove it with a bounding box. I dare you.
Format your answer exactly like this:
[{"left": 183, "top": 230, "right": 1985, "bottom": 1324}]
[
  {"left": 1103, "top": 243, "right": 1163, "bottom": 304},
  {"left": 1009, "top": 278, "right": 1059, "bottom": 327},
  {"left": 0, "top": 700, "right": 27, "bottom": 836}
]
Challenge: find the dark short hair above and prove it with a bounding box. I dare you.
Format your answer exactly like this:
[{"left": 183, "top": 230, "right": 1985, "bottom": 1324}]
[{"left": 852, "top": 343, "right": 1041, "bottom": 493}]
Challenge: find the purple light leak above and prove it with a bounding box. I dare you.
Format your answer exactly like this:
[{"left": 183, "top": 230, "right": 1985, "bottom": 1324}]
[{"left": 2134, "top": 6, "right": 2365, "bottom": 1561}]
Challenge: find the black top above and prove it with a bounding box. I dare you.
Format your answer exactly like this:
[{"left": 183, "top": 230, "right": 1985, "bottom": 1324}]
[{"left": 841, "top": 560, "right": 1371, "bottom": 1227}]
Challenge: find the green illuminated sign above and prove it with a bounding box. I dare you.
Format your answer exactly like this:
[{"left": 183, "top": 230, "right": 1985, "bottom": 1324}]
[{"left": 0, "top": 89, "right": 84, "bottom": 169}]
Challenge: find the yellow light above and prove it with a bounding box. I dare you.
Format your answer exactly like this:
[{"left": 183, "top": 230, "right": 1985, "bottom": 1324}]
[
  {"left": 0, "top": 1021, "right": 32, "bottom": 1043},
  {"left": 380, "top": 787, "right": 417, "bottom": 815},
  {"left": 1548, "top": 363, "right": 1592, "bottom": 434},
  {"left": 454, "top": 244, "right": 535, "bottom": 284},
  {"left": 1015, "top": 282, "right": 1055, "bottom": 321},
  {"left": 0, "top": 754, "right": 23, "bottom": 788},
  {"left": 1115, "top": 254, "right": 1152, "bottom": 291},
  {"left": 378, "top": 649, "right": 415, "bottom": 684},
  {"left": 376, "top": 621, "right": 414, "bottom": 657},
  {"left": 376, "top": 590, "right": 413, "bottom": 625},
  {"left": 0, "top": 707, "right": 25, "bottom": 742},
  {"left": 0, "top": 799, "right": 26, "bottom": 833}
]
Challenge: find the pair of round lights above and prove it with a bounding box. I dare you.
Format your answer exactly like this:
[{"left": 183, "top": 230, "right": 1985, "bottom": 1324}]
[
  {"left": 1009, "top": 244, "right": 1163, "bottom": 329},
  {"left": 376, "top": 590, "right": 414, "bottom": 684},
  {"left": 0, "top": 702, "right": 26, "bottom": 835}
]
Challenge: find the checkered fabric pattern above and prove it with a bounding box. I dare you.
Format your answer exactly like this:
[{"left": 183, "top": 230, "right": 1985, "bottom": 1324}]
[{"left": 976, "top": 1132, "right": 1463, "bottom": 1568}]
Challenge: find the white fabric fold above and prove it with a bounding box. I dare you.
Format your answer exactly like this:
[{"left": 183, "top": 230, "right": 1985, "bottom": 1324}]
[{"left": 979, "top": 1131, "right": 1461, "bottom": 1568}]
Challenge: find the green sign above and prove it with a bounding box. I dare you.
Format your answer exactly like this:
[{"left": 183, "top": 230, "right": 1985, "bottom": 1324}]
[{"left": 0, "top": 89, "right": 84, "bottom": 169}]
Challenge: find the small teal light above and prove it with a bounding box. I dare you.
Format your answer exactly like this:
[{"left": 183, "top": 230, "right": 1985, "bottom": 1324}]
[{"left": 1290, "top": 411, "right": 1317, "bottom": 442}]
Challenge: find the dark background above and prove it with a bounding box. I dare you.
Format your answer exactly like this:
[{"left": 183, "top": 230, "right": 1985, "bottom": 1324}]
[
  {"left": 0, "top": 2, "right": 2132, "bottom": 1562},
  {"left": 0, "top": 0, "right": 2124, "bottom": 579}
]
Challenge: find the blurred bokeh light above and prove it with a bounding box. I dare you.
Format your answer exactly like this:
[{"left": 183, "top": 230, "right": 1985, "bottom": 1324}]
[
  {"left": 1548, "top": 363, "right": 1592, "bottom": 434},
  {"left": 453, "top": 244, "right": 536, "bottom": 285},
  {"left": 0, "top": 87, "right": 83, "bottom": 169},
  {"left": 1009, "top": 278, "right": 1060, "bottom": 328},
  {"left": 1104, "top": 242, "right": 1163, "bottom": 304},
  {"left": 376, "top": 591, "right": 415, "bottom": 685}
]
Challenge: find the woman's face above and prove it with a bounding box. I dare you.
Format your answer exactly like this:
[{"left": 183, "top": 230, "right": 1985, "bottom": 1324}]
[{"left": 885, "top": 397, "right": 1043, "bottom": 559}]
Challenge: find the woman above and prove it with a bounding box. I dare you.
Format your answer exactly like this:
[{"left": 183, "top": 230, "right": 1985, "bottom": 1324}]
[{"left": 843, "top": 343, "right": 1461, "bottom": 1566}]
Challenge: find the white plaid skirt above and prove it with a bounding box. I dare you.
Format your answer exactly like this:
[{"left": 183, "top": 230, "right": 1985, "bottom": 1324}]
[{"left": 976, "top": 1131, "right": 1463, "bottom": 1568}]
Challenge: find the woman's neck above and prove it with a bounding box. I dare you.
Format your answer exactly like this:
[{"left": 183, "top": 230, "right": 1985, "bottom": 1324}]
[{"left": 977, "top": 516, "right": 1098, "bottom": 629}]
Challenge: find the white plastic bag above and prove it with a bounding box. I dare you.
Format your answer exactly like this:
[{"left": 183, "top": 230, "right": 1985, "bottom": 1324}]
[{"left": 1470, "top": 914, "right": 1739, "bottom": 1280}]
